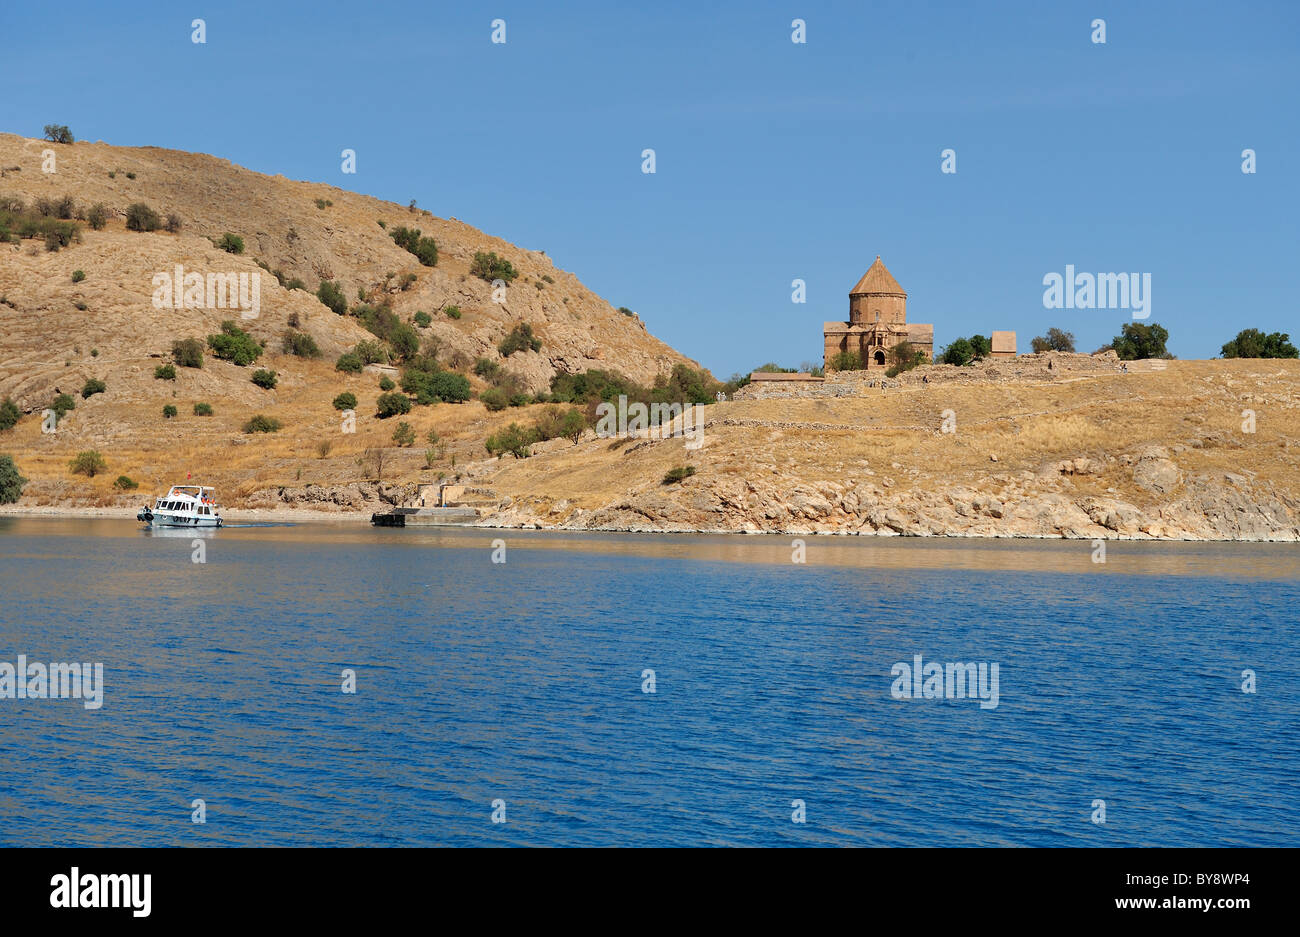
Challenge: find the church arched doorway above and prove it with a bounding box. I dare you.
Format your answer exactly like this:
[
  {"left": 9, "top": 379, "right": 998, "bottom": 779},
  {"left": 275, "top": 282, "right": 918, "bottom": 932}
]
[{"left": 873, "top": 350, "right": 886, "bottom": 366}]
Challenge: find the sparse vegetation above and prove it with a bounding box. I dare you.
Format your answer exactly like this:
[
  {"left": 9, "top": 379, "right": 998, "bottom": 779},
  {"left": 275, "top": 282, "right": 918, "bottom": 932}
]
[
  {"left": 281, "top": 330, "right": 321, "bottom": 358},
  {"left": 413, "top": 310, "right": 431, "bottom": 327},
  {"left": 314, "top": 198, "right": 332, "bottom": 210},
  {"left": 0, "top": 455, "right": 27, "bottom": 503},
  {"left": 335, "top": 352, "right": 363, "bottom": 374},
  {"left": 165, "top": 213, "right": 182, "bottom": 233},
  {"left": 445, "top": 305, "right": 461, "bottom": 319},
  {"left": 216, "top": 233, "right": 244, "bottom": 254},
  {"left": 172, "top": 338, "right": 204, "bottom": 368},
  {"left": 480, "top": 387, "right": 508, "bottom": 412},
  {"left": 193, "top": 402, "right": 213, "bottom": 416},
  {"left": 470, "top": 251, "right": 518, "bottom": 284},
  {"left": 112, "top": 475, "right": 139, "bottom": 491},
  {"left": 86, "top": 204, "right": 109, "bottom": 229},
  {"left": 154, "top": 363, "right": 176, "bottom": 380},
  {"left": 498, "top": 322, "right": 542, "bottom": 357},
  {"left": 317, "top": 280, "right": 348, "bottom": 315},
  {"left": 376, "top": 392, "right": 412, "bottom": 418},
  {"left": 485, "top": 422, "right": 536, "bottom": 459},
  {"left": 71, "top": 270, "right": 85, "bottom": 283},
  {"left": 206, "top": 320, "right": 262, "bottom": 366},
  {"left": 401, "top": 356, "right": 472, "bottom": 405},
  {"left": 0, "top": 398, "right": 19, "bottom": 432},
  {"left": 251, "top": 369, "right": 278, "bottom": 389},
  {"left": 828, "top": 350, "right": 863, "bottom": 372},
  {"left": 162, "top": 404, "right": 178, "bottom": 419},
  {"left": 662, "top": 465, "right": 697, "bottom": 485},
  {"left": 242, "top": 415, "right": 282, "bottom": 434},
  {"left": 332, "top": 392, "right": 357, "bottom": 411},
  {"left": 379, "top": 376, "right": 395, "bottom": 391},
  {"left": 392, "top": 421, "right": 416, "bottom": 447},
  {"left": 125, "top": 202, "right": 161, "bottom": 232},
  {"left": 390, "top": 226, "right": 438, "bottom": 266},
  {"left": 68, "top": 450, "right": 107, "bottom": 477},
  {"left": 81, "top": 378, "right": 105, "bottom": 399}
]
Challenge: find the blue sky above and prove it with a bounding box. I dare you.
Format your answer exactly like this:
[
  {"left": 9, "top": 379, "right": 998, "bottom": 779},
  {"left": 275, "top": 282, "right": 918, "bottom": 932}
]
[{"left": 3, "top": 0, "right": 1297, "bottom": 376}]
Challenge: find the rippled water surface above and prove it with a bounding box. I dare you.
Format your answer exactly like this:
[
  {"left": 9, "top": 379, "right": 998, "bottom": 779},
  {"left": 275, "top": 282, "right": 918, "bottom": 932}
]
[{"left": 1, "top": 517, "right": 1297, "bottom": 846}]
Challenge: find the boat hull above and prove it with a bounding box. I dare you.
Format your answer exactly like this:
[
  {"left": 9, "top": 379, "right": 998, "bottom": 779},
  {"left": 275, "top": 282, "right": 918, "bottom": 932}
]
[{"left": 137, "top": 511, "right": 222, "bottom": 528}]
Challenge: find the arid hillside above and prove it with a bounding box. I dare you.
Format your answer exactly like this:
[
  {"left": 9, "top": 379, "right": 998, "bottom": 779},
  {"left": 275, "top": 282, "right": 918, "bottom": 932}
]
[
  {"left": 477, "top": 356, "right": 1300, "bottom": 541},
  {"left": 0, "top": 131, "right": 702, "bottom": 506}
]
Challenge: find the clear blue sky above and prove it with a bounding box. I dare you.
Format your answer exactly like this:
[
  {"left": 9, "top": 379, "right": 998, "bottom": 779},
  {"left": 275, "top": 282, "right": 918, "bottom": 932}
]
[{"left": 4, "top": 0, "right": 1296, "bottom": 376}]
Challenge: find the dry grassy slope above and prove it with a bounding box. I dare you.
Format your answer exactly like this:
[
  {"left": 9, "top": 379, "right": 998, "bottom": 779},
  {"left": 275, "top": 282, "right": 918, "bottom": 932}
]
[
  {"left": 477, "top": 360, "right": 1300, "bottom": 540},
  {"left": 0, "top": 131, "right": 702, "bottom": 505}
]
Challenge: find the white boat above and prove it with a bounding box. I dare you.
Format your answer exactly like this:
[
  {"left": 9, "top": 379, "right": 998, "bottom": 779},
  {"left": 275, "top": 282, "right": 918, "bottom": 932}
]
[{"left": 137, "top": 485, "right": 223, "bottom": 528}]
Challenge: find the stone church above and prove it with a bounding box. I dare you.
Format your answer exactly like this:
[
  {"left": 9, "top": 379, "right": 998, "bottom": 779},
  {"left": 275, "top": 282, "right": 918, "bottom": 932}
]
[{"left": 823, "top": 256, "right": 934, "bottom": 370}]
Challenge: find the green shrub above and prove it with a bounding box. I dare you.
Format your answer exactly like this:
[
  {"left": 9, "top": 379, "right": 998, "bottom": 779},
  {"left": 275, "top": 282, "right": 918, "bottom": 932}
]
[
  {"left": 172, "top": 337, "right": 205, "bottom": 368},
  {"left": 125, "top": 202, "right": 161, "bottom": 232},
  {"left": 376, "top": 392, "right": 412, "bottom": 418},
  {"left": 193, "top": 402, "right": 213, "bottom": 416},
  {"left": 498, "top": 322, "right": 541, "bottom": 357},
  {"left": 332, "top": 392, "right": 357, "bottom": 411},
  {"left": 828, "top": 350, "right": 862, "bottom": 371},
  {"left": 68, "top": 450, "right": 107, "bottom": 477},
  {"left": 470, "top": 251, "right": 517, "bottom": 284},
  {"left": 392, "top": 421, "right": 416, "bottom": 447},
  {"left": 389, "top": 226, "right": 438, "bottom": 266},
  {"left": 154, "top": 363, "right": 176, "bottom": 380},
  {"left": 216, "top": 233, "right": 244, "bottom": 254},
  {"left": 162, "top": 404, "right": 178, "bottom": 419},
  {"left": 939, "top": 338, "right": 975, "bottom": 366},
  {"left": 445, "top": 305, "right": 462, "bottom": 319},
  {"left": 401, "top": 359, "right": 471, "bottom": 405},
  {"left": 662, "top": 465, "right": 696, "bottom": 485},
  {"left": 0, "top": 454, "right": 27, "bottom": 503},
  {"left": 112, "top": 474, "right": 138, "bottom": 491},
  {"left": 86, "top": 204, "right": 109, "bottom": 229},
  {"left": 480, "top": 387, "right": 508, "bottom": 411},
  {"left": 281, "top": 330, "right": 321, "bottom": 358},
  {"left": 379, "top": 376, "right": 395, "bottom": 391},
  {"left": 81, "top": 378, "right": 105, "bottom": 399},
  {"left": 51, "top": 393, "right": 75, "bottom": 417},
  {"left": 353, "top": 339, "right": 389, "bottom": 365},
  {"left": 165, "top": 213, "right": 182, "bottom": 233},
  {"left": 71, "top": 269, "right": 85, "bottom": 283},
  {"left": 413, "top": 310, "right": 432, "bottom": 327},
  {"left": 485, "top": 422, "right": 536, "bottom": 459},
  {"left": 314, "top": 198, "right": 332, "bottom": 209},
  {"left": 251, "top": 369, "right": 277, "bottom": 389},
  {"left": 473, "top": 357, "right": 502, "bottom": 381},
  {"left": 0, "top": 398, "right": 19, "bottom": 432},
  {"left": 317, "top": 280, "right": 348, "bottom": 315},
  {"left": 242, "top": 414, "right": 282, "bottom": 433},
  {"left": 335, "top": 352, "right": 363, "bottom": 374},
  {"left": 508, "top": 392, "right": 530, "bottom": 407},
  {"left": 207, "top": 320, "right": 261, "bottom": 366}
]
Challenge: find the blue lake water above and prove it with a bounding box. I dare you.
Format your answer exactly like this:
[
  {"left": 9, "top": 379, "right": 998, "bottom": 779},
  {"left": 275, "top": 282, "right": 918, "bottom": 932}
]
[{"left": 1, "top": 517, "right": 1297, "bottom": 847}]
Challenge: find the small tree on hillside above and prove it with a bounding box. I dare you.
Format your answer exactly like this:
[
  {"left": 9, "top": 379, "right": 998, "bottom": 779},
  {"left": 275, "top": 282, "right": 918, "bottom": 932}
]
[
  {"left": 0, "top": 454, "right": 27, "bottom": 503},
  {"left": 1111, "top": 322, "right": 1171, "bottom": 360},
  {"left": 1031, "top": 327, "right": 1077, "bottom": 353},
  {"left": 1221, "top": 329, "right": 1298, "bottom": 359},
  {"left": 43, "top": 124, "right": 74, "bottom": 144}
]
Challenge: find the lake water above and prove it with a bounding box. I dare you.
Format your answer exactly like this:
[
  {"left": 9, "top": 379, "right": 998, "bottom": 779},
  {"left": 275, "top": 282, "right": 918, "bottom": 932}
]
[{"left": 1, "top": 517, "right": 1297, "bottom": 847}]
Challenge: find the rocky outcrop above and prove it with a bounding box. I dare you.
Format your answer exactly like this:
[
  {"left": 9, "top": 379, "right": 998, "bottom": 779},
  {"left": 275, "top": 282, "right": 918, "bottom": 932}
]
[{"left": 484, "top": 447, "right": 1300, "bottom": 541}]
